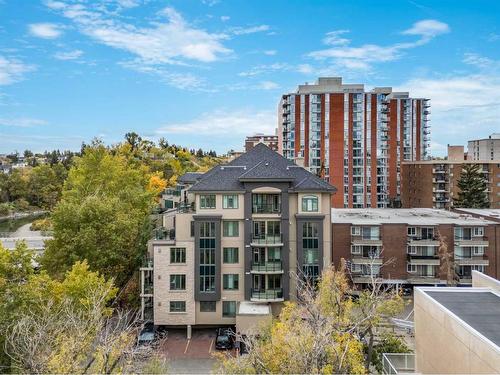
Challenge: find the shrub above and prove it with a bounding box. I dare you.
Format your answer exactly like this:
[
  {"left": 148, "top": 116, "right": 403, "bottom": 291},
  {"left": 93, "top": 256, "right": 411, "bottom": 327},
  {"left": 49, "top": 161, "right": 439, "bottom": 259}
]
[
  {"left": 0, "top": 203, "right": 11, "bottom": 216},
  {"left": 30, "top": 218, "right": 52, "bottom": 232}
]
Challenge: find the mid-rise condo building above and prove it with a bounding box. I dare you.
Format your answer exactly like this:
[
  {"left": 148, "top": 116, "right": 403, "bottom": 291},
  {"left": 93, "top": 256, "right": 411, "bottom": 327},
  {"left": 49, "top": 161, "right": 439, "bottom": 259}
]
[
  {"left": 331, "top": 208, "right": 499, "bottom": 287},
  {"left": 402, "top": 146, "right": 500, "bottom": 209},
  {"left": 278, "top": 77, "right": 430, "bottom": 208},
  {"left": 468, "top": 133, "right": 500, "bottom": 161},
  {"left": 245, "top": 133, "right": 279, "bottom": 152},
  {"left": 140, "top": 144, "right": 336, "bottom": 331}
]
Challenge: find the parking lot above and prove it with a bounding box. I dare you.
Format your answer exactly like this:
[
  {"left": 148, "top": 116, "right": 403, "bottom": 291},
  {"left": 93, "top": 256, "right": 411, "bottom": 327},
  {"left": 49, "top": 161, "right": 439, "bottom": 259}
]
[{"left": 159, "top": 328, "right": 235, "bottom": 373}]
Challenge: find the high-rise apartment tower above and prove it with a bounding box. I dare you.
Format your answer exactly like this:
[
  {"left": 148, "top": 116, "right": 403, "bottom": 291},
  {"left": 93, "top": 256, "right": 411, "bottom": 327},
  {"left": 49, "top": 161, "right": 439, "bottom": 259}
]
[{"left": 278, "top": 77, "right": 430, "bottom": 208}]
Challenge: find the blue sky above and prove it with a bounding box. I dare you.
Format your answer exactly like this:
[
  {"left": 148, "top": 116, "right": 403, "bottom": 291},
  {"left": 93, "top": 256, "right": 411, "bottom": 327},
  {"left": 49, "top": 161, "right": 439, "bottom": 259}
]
[{"left": 0, "top": 0, "right": 499, "bottom": 155}]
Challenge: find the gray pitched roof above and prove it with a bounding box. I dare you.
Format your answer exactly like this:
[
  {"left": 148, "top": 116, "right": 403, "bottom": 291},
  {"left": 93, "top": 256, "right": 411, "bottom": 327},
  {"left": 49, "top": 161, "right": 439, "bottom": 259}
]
[
  {"left": 189, "top": 143, "right": 336, "bottom": 193},
  {"left": 178, "top": 172, "right": 204, "bottom": 184}
]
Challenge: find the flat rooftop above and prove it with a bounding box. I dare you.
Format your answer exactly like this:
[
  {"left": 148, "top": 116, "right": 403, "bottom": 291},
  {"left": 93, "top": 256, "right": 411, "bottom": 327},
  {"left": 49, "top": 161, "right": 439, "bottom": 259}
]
[
  {"left": 402, "top": 159, "right": 500, "bottom": 164},
  {"left": 425, "top": 290, "right": 500, "bottom": 348},
  {"left": 331, "top": 208, "right": 496, "bottom": 226},
  {"left": 453, "top": 208, "right": 500, "bottom": 221}
]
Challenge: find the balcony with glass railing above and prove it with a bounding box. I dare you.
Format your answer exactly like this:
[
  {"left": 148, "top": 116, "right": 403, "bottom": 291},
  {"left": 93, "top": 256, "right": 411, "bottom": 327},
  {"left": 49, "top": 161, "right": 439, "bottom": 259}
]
[
  {"left": 251, "top": 260, "right": 283, "bottom": 273},
  {"left": 152, "top": 227, "right": 175, "bottom": 241},
  {"left": 251, "top": 232, "right": 283, "bottom": 246},
  {"left": 250, "top": 288, "right": 284, "bottom": 301},
  {"left": 252, "top": 202, "right": 281, "bottom": 214},
  {"left": 382, "top": 353, "right": 415, "bottom": 375}
]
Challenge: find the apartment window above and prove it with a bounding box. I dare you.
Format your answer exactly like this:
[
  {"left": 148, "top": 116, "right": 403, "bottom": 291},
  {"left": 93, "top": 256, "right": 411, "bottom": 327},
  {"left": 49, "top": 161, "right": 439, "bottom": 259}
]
[
  {"left": 222, "top": 274, "right": 239, "bottom": 290},
  {"left": 190, "top": 221, "right": 195, "bottom": 237},
  {"left": 200, "top": 194, "right": 216, "bottom": 209},
  {"left": 421, "top": 227, "right": 434, "bottom": 240},
  {"left": 199, "top": 222, "right": 216, "bottom": 293},
  {"left": 351, "top": 263, "right": 362, "bottom": 273},
  {"left": 351, "top": 245, "right": 361, "bottom": 255},
  {"left": 407, "top": 227, "right": 417, "bottom": 236},
  {"left": 407, "top": 246, "right": 417, "bottom": 255},
  {"left": 472, "top": 265, "right": 485, "bottom": 272},
  {"left": 223, "top": 194, "right": 239, "bottom": 209},
  {"left": 170, "top": 274, "right": 186, "bottom": 290},
  {"left": 407, "top": 264, "right": 417, "bottom": 273},
  {"left": 169, "top": 301, "right": 186, "bottom": 312},
  {"left": 473, "top": 227, "right": 484, "bottom": 237},
  {"left": 222, "top": 301, "right": 237, "bottom": 317},
  {"left": 351, "top": 226, "right": 361, "bottom": 236},
  {"left": 302, "top": 195, "right": 319, "bottom": 212},
  {"left": 200, "top": 301, "right": 216, "bottom": 312},
  {"left": 223, "top": 247, "right": 239, "bottom": 263},
  {"left": 473, "top": 246, "right": 484, "bottom": 256},
  {"left": 362, "top": 226, "right": 380, "bottom": 240},
  {"left": 223, "top": 221, "right": 239, "bottom": 237},
  {"left": 170, "top": 248, "right": 186, "bottom": 263}
]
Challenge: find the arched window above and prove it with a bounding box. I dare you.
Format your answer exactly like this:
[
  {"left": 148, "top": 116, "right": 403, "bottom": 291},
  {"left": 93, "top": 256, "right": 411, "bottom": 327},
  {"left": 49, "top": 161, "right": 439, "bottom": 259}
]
[{"left": 302, "top": 195, "right": 318, "bottom": 212}]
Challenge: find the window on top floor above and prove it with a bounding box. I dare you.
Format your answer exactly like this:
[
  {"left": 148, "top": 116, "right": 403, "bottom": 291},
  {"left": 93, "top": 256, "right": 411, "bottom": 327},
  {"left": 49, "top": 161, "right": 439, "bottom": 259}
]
[
  {"left": 200, "top": 194, "right": 216, "bottom": 209},
  {"left": 302, "top": 195, "right": 319, "bottom": 212},
  {"left": 223, "top": 194, "right": 238, "bottom": 209}
]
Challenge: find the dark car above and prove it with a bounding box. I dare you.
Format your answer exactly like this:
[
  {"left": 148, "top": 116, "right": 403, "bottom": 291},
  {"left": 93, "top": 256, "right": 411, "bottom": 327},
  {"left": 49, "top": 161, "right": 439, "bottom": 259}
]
[
  {"left": 215, "top": 327, "right": 234, "bottom": 350},
  {"left": 137, "top": 322, "right": 157, "bottom": 346}
]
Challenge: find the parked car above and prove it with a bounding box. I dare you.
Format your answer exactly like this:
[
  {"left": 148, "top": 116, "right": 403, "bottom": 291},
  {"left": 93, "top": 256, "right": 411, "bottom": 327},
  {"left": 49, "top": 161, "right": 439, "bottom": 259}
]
[
  {"left": 137, "top": 322, "right": 157, "bottom": 347},
  {"left": 215, "top": 327, "right": 234, "bottom": 350}
]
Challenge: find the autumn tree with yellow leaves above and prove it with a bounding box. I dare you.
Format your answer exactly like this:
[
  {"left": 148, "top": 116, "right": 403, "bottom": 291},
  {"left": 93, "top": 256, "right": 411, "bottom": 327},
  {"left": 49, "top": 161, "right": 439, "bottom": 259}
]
[{"left": 216, "top": 264, "right": 404, "bottom": 374}]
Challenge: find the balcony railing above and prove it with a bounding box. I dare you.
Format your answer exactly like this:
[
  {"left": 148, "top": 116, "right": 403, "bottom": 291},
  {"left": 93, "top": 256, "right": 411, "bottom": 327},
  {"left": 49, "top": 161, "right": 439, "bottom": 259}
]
[
  {"left": 252, "top": 203, "right": 281, "bottom": 214},
  {"left": 177, "top": 202, "right": 195, "bottom": 213},
  {"left": 251, "top": 261, "right": 283, "bottom": 273},
  {"left": 251, "top": 233, "right": 283, "bottom": 245},
  {"left": 152, "top": 227, "right": 175, "bottom": 241},
  {"left": 382, "top": 353, "right": 415, "bottom": 375},
  {"left": 251, "top": 288, "right": 283, "bottom": 300}
]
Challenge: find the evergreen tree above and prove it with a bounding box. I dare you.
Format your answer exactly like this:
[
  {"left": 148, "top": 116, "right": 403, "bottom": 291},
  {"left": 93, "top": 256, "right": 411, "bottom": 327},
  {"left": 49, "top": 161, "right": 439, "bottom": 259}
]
[{"left": 453, "top": 164, "right": 489, "bottom": 208}]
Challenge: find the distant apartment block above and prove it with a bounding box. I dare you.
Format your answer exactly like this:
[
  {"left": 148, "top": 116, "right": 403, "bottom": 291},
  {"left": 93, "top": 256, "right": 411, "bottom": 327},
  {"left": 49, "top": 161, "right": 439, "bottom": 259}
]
[
  {"left": 278, "top": 77, "right": 430, "bottom": 209},
  {"left": 402, "top": 146, "right": 500, "bottom": 209},
  {"left": 468, "top": 133, "right": 500, "bottom": 161},
  {"left": 245, "top": 133, "right": 278, "bottom": 152},
  {"left": 331, "top": 208, "right": 499, "bottom": 287},
  {"left": 141, "top": 144, "right": 335, "bottom": 330}
]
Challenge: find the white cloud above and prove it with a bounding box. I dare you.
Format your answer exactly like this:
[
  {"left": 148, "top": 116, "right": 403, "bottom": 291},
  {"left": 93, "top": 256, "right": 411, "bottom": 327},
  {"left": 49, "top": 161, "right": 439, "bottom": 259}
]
[
  {"left": 256, "top": 80, "right": 279, "bottom": 90},
  {"left": 201, "top": 0, "right": 220, "bottom": 6},
  {"left": 28, "top": 23, "right": 63, "bottom": 39},
  {"left": 398, "top": 63, "right": 500, "bottom": 156},
  {"left": 54, "top": 49, "right": 84, "bottom": 60},
  {"left": 463, "top": 53, "right": 494, "bottom": 69},
  {"left": 0, "top": 55, "right": 34, "bottom": 85},
  {"left": 156, "top": 109, "right": 275, "bottom": 136},
  {"left": 119, "top": 60, "right": 206, "bottom": 90},
  {"left": 323, "top": 30, "right": 350, "bottom": 46},
  {"left": 220, "top": 16, "right": 230, "bottom": 22},
  {"left": 308, "top": 19, "right": 449, "bottom": 71},
  {"left": 230, "top": 25, "right": 270, "bottom": 36},
  {"left": 402, "top": 19, "right": 450, "bottom": 39},
  {"left": 238, "top": 62, "right": 291, "bottom": 77},
  {"left": 263, "top": 50, "right": 277, "bottom": 56},
  {"left": 0, "top": 117, "right": 47, "bottom": 128},
  {"left": 47, "top": 3, "right": 231, "bottom": 64}
]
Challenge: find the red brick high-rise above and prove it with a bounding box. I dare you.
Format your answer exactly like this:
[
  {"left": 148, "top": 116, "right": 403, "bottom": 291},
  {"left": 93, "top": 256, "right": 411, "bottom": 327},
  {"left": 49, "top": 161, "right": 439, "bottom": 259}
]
[{"left": 278, "top": 77, "right": 430, "bottom": 208}]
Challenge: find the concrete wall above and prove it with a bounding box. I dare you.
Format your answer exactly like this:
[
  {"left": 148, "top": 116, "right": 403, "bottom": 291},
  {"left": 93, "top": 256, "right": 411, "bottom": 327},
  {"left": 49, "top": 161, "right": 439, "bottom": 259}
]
[
  {"left": 472, "top": 270, "right": 500, "bottom": 292},
  {"left": 415, "top": 288, "right": 500, "bottom": 374}
]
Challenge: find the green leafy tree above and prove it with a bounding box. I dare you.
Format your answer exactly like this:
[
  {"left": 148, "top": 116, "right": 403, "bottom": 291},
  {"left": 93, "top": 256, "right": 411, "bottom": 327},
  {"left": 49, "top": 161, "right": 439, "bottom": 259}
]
[
  {"left": 41, "top": 145, "right": 156, "bottom": 287},
  {"left": 28, "top": 164, "right": 66, "bottom": 209},
  {"left": 370, "top": 333, "right": 412, "bottom": 373},
  {"left": 6, "top": 169, "right": 30, "bottom": 202},
  {"left": 453, "top": 164, "right": 489, "bottom": 208},
  {"left": 0, "top": 241, "right": 35, "bottom": 369}
]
